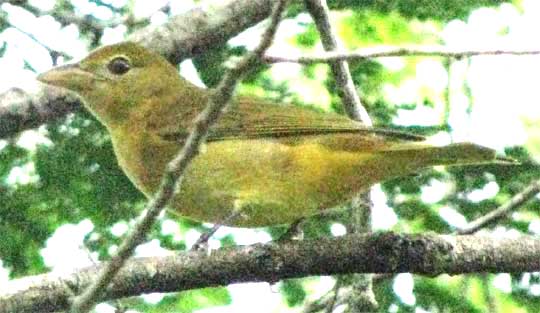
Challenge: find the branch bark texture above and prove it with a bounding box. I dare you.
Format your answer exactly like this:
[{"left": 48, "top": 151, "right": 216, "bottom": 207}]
[
  {"left": 0, "top": 86, "right": 82, "bottom": 138},
  {"left": 2, "top": 232, "right": 539, "bottom": 313}
]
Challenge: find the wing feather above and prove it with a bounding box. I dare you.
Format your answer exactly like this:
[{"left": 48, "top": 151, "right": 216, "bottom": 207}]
[{"left": 158, "top": 96, "right": 425, "bottom": 143}]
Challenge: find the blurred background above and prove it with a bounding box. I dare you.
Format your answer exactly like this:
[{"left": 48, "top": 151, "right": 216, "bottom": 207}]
[{"left": 1, "top": 0, "right": 540, "bottom": 312}]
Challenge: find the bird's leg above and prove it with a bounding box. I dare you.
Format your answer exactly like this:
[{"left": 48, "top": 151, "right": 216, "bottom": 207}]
[
  {"left": 276, "top": 217, "right": 305, "bottom": 242},
  {"left": 189, "top": 204, "right": 243, "bottom": 251}
]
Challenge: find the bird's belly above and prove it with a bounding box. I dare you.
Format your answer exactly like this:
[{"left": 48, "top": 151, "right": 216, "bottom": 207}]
[
  {"left": 113, "top": 133, "right": 380, "bottom": 227},
  {"left": 172, "top": 139, "right": 376, "bottom": 227}
]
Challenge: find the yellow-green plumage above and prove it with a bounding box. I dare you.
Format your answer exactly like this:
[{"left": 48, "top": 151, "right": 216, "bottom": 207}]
[{"left": 37, "top": 42, "right": 508, "bottom": 227}]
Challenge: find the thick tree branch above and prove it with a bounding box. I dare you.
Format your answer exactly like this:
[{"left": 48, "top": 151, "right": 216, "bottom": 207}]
[
  {"left": 127, "top": 0, "right": 273, "bottom": 64},
  {"left": 2, "top": 232, "right": 540, "bottom": 313},
  {"left": 0, "top": 0, "right": 274, "bottom": 139},
  {"left": 0, "top": 87, "right": 82, "bottom": 138}
]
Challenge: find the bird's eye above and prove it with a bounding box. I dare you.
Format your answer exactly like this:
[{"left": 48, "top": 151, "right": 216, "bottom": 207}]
[{"left": 107, "top": 57, "right": 131, "bottom": 75}]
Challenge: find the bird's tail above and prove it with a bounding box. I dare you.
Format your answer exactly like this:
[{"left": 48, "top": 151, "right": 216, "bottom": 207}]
[{"left": 381, "top": 142, "right": 516, "bottom": 169}]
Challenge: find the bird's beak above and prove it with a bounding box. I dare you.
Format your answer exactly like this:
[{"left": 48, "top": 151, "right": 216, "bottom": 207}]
[{"left": 37, "top": 62, "right": 96, "bottom": 93}]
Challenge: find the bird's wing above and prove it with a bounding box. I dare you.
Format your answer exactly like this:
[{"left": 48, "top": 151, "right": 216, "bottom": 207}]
[{"left": 158, "top": 96, "right": 425, "bottom": 143}]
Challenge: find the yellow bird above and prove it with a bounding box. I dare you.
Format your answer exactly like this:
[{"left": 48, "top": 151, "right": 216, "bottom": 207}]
[{"left": 37, "top": 42, "right": 509, "bottom": 227}]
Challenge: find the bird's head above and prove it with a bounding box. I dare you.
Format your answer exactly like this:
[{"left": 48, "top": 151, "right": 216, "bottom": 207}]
[{"left": 37, "top": 42, "right": 183, "bottom": 128}]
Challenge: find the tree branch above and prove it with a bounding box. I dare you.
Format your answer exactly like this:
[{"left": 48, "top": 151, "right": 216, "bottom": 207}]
[
  {"left": 264, "top": 45, "right": 540, "bottom": 64},
  {"left": 457, "top": 179, "right": 540, "bottom": 234},
  {"left": 0, "top": 0, "right": 274, "bottom": 139},
  {"left": 3, "top": 232, "right": 540, "bottom": 313},
  {"left": 0, "top": 87, "right": 82, "bottom": 138},
  {"left": 127, "top": 0, "right": 273, "bottom": 64},
  {"left": 303, "top": 0, "right": 371, "bottom": 125}
]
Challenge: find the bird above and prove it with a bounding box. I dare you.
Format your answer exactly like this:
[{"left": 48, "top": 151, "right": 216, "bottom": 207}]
[{"left": 37, "top": 42, "right": 511, "bottom": 227}]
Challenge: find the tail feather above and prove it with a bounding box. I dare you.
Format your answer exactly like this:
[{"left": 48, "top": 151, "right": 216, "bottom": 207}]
[{"left": 381, "top": 142, "right": 516, "bottom": 168}]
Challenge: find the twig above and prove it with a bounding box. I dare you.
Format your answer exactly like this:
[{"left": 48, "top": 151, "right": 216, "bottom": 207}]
[
  {"left": 68, "top": 1, "right": 289, "bottom": 312},
  {"left": 457, "top": 180, "right": 540, "bottom": 235},
  {"left": 303, "top": 0, "right": 371, "bottom": 125},
  {"left": 481, "top": 274, "right": 498, "bottom": 312},
  {"left": 189, "top": 210, "right": 241, "bottom": 251},
  {"left": 88, "top": 0, "right": 123, "bottom": 13},
  {"left": 9, "top": 24, "right": 72, "bottom": 65},
  {"left": 303, "top": 282, "right": 348, "bottom": 313},
  {"left": 264, "top": 46, "right": 540, "bottom": 64},
  {"left": 80, "top": 243, "right": 128, "bottom": 312},
  {"left": 325, "top": 277, "right": 342, "bottom": 313}
]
